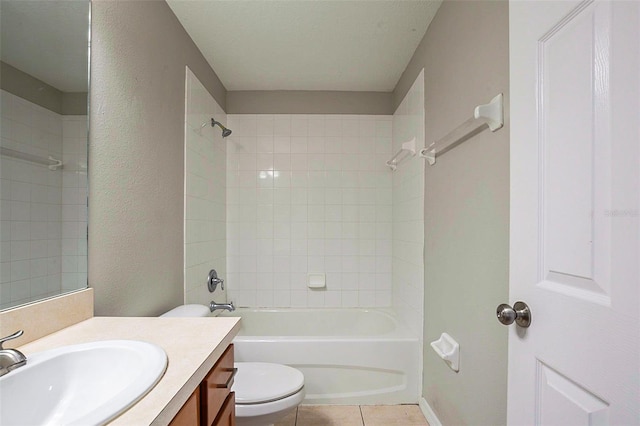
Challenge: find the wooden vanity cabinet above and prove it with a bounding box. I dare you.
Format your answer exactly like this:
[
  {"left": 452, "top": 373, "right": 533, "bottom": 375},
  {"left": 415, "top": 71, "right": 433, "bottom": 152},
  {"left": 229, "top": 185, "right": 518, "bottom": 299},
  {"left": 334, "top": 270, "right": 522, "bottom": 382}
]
[
  {"left": 170, "top": 344, "right": 236, "bottom": 426},
  {"left": 212, "top": 392, "right": 235, "bottom": 426},
  {"left": 202, "top": 344, "right": 236, "bottom": 426},
  {"left": 170, "top": 389, "right": 200, "bottom": 425}
]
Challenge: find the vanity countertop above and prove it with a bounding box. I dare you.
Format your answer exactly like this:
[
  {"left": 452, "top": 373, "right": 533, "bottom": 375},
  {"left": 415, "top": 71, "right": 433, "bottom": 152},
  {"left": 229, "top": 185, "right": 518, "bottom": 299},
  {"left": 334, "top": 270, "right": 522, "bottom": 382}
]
[{"left": 17, "top": 316, "right": 241, "bottom": 425}]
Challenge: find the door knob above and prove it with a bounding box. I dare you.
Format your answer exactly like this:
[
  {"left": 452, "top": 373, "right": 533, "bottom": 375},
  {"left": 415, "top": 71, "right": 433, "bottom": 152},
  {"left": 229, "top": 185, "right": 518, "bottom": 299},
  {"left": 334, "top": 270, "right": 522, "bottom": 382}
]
[{"left": 496, "top": 301, "right": 531, "bottom": 328}]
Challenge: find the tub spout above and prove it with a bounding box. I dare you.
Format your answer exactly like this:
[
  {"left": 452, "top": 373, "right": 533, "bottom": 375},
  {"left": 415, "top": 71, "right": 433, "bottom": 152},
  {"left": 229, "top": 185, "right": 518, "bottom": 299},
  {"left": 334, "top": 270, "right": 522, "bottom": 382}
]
[{"left": 210, "top": 300, "right": 235, "bottom": 313}]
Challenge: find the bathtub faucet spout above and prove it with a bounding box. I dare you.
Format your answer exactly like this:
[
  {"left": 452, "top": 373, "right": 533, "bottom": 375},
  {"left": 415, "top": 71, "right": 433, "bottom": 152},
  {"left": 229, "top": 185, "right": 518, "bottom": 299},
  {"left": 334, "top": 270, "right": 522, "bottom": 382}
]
[{"left": 210, "top": 300, "right": 235, "bottom": 313}]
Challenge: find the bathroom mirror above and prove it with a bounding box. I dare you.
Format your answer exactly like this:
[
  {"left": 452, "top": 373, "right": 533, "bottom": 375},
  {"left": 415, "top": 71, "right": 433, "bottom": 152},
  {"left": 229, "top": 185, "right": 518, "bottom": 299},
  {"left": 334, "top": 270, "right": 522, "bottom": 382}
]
[{"left": 0, "top": 0, "right": 90, "bottom": 310}]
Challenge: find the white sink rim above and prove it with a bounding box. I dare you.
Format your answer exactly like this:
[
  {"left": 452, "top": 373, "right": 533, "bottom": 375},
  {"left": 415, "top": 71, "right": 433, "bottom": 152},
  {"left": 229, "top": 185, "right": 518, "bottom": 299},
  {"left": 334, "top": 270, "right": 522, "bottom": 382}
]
[{"left": 0, "top": 339, "right": 168, "bottom": 426}]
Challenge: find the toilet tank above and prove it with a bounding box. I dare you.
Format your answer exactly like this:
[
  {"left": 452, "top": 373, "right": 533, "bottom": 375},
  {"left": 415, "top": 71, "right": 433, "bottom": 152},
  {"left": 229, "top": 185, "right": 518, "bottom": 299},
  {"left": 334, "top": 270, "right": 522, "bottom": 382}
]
[{"left": 160, "top": 304, "right": 210, "bottom": 318}]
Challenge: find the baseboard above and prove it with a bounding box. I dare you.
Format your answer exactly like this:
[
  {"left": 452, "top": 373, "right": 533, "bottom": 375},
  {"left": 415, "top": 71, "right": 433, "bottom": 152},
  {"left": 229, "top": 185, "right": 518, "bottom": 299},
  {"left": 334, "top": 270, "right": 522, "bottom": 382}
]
[{"left": 419, "top": 397, "right": 442, "bottom": 426}]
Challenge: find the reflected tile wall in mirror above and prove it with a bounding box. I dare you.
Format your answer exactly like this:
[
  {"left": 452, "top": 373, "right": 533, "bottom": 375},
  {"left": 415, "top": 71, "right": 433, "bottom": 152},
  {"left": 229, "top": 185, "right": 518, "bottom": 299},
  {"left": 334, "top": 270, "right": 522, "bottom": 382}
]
[
  {"left": 0, "top": 0, "right": 89, "bottom": 310},
  {"left": 0, "top": 91, "right": 88, "bottom": 310}
]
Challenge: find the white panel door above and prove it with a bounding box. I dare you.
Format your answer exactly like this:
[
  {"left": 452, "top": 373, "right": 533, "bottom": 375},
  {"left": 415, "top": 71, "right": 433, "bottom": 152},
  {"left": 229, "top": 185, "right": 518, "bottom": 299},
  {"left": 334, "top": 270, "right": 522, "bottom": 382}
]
[{"left": 509, "top": 0, "right": 639, "bottom": 424}]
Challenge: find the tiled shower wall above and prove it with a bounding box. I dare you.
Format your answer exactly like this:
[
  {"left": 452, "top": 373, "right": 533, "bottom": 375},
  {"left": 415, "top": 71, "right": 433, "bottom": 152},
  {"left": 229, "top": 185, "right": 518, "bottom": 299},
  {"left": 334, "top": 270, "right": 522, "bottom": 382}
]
[
  {"left": 184, "top": 68, "right": 227, "bottom": 306},
  {"left": 61, "top": 116, "right": 88, "bottom": 293},
  {"left": 226, "top": 114, "right": 394, "bottom": 308},
  {"left": 392, "top": 70, "right": 425, "bottom": 336},
  {"left": 1, "top": 91, "right": 62, "bottom": 308}
]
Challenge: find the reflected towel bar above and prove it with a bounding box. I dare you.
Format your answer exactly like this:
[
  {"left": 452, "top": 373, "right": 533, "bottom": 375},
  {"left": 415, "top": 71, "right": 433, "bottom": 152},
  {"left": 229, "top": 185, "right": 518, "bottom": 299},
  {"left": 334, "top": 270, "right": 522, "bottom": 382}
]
[{"left": 0, "top": 147, "right": 63, "bottom": 171}]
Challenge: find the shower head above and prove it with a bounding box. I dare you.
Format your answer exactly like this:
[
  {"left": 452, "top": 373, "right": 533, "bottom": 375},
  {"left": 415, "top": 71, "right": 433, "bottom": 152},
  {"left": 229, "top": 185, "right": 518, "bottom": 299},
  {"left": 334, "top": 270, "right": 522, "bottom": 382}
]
[{"left": 211, "top": 118, "right": 232, "bottom": 138}]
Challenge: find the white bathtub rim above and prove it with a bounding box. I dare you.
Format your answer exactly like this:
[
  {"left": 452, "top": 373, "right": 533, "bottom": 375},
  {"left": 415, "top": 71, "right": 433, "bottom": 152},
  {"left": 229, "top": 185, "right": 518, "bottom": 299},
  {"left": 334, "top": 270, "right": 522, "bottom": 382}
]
[
  {"left": 223, "top": 307, "right": 404, "bottom": 317},
  {"left": 221, "top": 307, "right": 419, "bottom": 339},
  {"left": 222, "top": 307, "right": 421, "bottom": 405}
]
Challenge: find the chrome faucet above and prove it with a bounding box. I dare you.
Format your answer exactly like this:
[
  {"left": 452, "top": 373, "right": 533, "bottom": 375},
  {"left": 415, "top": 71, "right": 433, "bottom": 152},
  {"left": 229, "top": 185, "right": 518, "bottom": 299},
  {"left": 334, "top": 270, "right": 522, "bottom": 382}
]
[
  {"left": 207, "top": 269, "right": 224, "bottom": 293},
  {"left": 0, "top": 330, "right": 27, "bottom": 377},
  {"left": 209, "top": 300, "right": 235, "bottom": 313}
]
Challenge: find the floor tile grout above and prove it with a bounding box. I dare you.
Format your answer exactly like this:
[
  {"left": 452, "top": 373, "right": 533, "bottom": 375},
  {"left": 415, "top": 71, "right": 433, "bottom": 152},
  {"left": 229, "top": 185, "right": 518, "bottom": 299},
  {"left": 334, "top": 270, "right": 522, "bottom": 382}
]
[{"left": 285, "top": 404, "right": 428, "bottom": 426}]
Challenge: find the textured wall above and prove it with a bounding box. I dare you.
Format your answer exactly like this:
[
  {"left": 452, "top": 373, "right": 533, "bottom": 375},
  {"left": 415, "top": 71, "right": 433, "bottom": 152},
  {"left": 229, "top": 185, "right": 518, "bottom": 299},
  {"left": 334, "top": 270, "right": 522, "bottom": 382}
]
[
  {"left": 89, "top": 0, "right": 226, "bottom": 316},
  {"left": 227, "top": 91, "right": 393, "bottom": 115},
  {"left": 1, "top": 61, "right": 87, "bottom": 115},
  {"left": 1, "top": 62, "right": 64, "bottom": 114},
  {"left": 393, "top": 1, "right": 510, "bottom": 424}
]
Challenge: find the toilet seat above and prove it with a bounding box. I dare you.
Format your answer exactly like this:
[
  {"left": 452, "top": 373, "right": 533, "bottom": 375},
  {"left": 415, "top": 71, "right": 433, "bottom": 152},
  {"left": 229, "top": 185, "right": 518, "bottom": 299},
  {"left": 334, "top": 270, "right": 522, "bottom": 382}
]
[{"left": 233, "top": 362, "right": 304, "bottom": 404}]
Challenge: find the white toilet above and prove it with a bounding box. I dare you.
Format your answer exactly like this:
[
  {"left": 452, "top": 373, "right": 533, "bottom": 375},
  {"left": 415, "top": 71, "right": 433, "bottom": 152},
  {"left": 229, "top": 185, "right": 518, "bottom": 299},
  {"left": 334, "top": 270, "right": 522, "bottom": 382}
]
[{"left": 161, "top": 304, "right": 305, "bottom": 426}]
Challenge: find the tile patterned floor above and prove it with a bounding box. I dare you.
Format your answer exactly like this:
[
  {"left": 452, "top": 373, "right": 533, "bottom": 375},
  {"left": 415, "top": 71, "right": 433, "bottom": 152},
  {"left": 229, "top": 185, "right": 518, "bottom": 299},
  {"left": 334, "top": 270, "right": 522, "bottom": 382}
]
[{"left": 275, "top": 405, "right": 429, "bottom": 426}]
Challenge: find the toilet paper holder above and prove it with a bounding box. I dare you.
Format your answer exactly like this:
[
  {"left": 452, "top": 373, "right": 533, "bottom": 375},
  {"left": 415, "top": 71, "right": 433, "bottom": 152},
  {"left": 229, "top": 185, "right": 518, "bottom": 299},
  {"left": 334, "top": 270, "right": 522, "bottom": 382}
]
[{"left": 430, "top": 332, "right": 460, "bottom": 372}]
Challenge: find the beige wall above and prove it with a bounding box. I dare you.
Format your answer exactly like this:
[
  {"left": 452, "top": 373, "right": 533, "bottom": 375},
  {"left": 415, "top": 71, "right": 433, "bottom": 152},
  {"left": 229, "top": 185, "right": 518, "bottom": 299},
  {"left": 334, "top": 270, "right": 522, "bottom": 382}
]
[
  {"left": 393, "top": 1, "right": 510, "bottom": 424},
  {"left": 89, "top": 0, "right": 226, "bottom": 316},
  {"left": 62, "top": 92, "right": 89, "bottom": 115},
  {"left": 227, "top": 90, "right": 393, "bottom": 115},
  {"left": 1, "top": 61, "right": 87, "bottom": 115}
]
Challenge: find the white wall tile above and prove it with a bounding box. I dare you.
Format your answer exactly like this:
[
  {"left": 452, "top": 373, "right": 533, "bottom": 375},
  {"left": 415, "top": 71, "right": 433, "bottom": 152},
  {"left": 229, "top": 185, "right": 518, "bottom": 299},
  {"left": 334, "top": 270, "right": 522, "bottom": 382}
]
[
  {"left": 0, "top": 91, "right": 87, "bottom": 306},
  {"left": 184, "top": 69, "right": 227, "bottom": 307},
  {"left": 227, "top": 114, "right": 394, "bottom": 308},
  {"left": 392, "top": 70, "right": 425, "bottom": 337}
]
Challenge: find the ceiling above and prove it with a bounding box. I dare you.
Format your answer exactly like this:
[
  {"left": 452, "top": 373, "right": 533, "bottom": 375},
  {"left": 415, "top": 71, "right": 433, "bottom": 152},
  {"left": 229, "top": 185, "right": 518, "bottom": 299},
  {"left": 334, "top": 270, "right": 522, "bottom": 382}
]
[
  {"left": 1, "top": 1, "right": 90, "bottom": 92},
  {"left": 167, "top": 0, "right": 442, "bottom": 92}
]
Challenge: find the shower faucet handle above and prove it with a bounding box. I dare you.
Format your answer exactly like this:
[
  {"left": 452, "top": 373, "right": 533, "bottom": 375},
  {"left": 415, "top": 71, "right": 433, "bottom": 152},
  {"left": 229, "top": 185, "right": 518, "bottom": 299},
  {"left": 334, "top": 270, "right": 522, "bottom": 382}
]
[{"left": 207, "top": 269, "right": 224, "bottom": 292}]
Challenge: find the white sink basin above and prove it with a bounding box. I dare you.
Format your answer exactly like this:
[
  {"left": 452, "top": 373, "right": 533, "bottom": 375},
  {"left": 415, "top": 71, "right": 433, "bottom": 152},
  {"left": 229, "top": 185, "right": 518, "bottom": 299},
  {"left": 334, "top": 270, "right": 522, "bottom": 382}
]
[{"left": 0, "top": 340, "right": 167, "bottom": 426}]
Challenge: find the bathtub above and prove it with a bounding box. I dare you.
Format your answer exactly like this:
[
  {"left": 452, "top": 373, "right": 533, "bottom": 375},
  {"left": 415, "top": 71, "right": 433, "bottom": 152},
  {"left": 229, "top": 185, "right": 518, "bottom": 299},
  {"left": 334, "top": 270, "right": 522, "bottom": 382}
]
[{"left": 220, "top": 308, "right": 420, "bottom": 405}]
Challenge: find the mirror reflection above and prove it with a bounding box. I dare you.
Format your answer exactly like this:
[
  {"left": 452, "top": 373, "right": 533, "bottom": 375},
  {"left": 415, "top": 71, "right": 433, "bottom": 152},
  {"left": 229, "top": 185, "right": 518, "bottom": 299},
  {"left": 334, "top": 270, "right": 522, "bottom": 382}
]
[{"left": 0, "top": 0, "right": 90, "bottom": 310}]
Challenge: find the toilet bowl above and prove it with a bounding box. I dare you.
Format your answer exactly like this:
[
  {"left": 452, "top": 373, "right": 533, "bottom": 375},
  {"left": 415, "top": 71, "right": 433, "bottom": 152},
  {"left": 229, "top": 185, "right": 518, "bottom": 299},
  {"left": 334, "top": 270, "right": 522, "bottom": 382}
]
[
  {"left": 161, "top": 304, "right": 305, "bottom": 426},
  {"left": 233, "top": 362, "right": 305, "bottom": 426}
]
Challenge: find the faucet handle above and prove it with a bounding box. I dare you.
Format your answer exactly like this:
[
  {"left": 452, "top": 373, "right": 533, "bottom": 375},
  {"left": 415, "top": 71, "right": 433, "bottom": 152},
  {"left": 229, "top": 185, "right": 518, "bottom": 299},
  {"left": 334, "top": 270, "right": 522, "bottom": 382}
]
[
  {"left": 0, "top": 330, "right": 24, "bottom": 349},
  {"left": 207, "top": 269, "right": 225, "bottom": 292}
]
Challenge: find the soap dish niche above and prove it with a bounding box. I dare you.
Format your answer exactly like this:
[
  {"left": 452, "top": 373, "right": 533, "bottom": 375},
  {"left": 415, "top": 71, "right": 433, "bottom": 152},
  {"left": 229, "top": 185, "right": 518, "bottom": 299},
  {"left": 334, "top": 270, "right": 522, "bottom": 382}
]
[
  {"left": 307, "top": 273, "right": 326, "bottom": 289},
  {"left": 430, "top": 332, "right": 460, "bottom": 372}
]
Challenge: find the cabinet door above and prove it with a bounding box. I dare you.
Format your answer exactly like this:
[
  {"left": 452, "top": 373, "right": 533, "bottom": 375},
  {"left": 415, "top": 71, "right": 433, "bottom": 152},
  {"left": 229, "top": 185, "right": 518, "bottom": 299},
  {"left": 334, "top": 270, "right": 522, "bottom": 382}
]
[
  {"left": 213, "top": 393, "right": 235, "bottom": 426},
  {"left": 202, "top": 345, "right": 235, "bottom": 426},
  {"left": 169, "top": 389, "right": 200, "bottom": 426}
]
